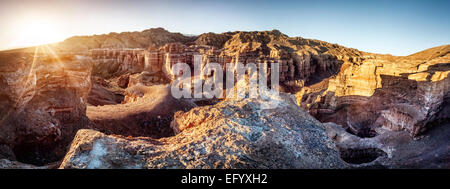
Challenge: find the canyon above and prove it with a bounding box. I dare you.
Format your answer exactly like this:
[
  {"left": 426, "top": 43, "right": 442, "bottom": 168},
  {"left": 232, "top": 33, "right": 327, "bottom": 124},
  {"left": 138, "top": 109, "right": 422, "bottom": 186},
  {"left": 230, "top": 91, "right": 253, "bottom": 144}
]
[{"left": 0, "top": 28, "right": 448, "bottom": 168}]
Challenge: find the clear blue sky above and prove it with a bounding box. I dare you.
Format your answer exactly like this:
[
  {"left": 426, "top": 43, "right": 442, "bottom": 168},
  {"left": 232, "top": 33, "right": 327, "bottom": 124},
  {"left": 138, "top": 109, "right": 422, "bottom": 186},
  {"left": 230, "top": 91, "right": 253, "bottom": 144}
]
[{"left": 0, "top": 0, "right": 449, "bottom": 55}]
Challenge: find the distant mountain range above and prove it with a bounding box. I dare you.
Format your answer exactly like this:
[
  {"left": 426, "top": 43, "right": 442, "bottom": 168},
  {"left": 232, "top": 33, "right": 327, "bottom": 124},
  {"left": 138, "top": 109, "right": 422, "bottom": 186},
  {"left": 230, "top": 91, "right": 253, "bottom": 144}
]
[{"left": 4, "top": 27, "right": 448, "bottom": 60}]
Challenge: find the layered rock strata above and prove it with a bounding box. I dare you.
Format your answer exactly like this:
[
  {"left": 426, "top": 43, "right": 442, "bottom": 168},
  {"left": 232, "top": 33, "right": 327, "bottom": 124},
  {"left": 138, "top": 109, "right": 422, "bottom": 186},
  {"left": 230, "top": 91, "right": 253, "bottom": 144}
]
[
  {"left": 0, "top": 49, "right": 93, "bottom": 165},
  {"left": 297, "top": 46, "right": 450, "bottom": 138}
]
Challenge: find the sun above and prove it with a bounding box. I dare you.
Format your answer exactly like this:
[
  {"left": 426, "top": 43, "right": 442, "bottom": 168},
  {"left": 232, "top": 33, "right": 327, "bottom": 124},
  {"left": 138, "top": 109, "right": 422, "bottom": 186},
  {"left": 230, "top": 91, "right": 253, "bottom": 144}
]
[{"left": 9, "top": 20, "right": 66, "bottom": 48}]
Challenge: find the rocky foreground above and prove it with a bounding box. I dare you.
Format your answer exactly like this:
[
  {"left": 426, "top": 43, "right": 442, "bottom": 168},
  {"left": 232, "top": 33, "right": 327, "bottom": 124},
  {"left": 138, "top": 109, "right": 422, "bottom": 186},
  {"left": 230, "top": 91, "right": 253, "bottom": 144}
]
[
  {"left": 60, "top": 94, "right": 346, "bottom": 169},
  {"left": 0, "top": 28, "right": 448, "bottom": 169}
]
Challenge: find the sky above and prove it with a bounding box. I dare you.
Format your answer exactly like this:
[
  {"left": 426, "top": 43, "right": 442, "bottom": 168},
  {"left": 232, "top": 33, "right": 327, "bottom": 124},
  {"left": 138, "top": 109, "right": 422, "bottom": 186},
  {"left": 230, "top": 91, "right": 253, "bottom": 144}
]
[{"left": 0, "top": 0, "right": 449, "bottom": 55}]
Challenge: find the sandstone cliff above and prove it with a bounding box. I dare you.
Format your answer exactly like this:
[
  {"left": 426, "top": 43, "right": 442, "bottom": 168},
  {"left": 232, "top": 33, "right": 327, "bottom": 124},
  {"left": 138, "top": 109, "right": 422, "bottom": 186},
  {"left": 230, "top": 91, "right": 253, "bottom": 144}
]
[
  {"left": 296, "top": 45, "right": 450, "bottom": 138},
  {"left": 65, "top": 28, "right": 368, "bottom": 89},
  {"left": 0, "top": 47, "right": 93, "bottom": 165}
]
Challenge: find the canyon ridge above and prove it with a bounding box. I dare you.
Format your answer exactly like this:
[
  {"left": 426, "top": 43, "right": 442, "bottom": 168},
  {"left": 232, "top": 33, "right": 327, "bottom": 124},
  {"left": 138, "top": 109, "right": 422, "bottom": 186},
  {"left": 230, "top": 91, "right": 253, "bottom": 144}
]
[{"left": 0, "top": 28, "right": 448, "bottom": 168}]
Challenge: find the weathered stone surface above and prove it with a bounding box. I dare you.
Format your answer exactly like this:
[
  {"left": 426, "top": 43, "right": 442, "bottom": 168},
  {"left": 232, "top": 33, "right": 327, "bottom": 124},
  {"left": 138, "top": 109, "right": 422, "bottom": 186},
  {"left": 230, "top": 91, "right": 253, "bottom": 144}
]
[
  {"left": 60, "top": 93, "right": 347, "bottom": 169},
  {"left": 0, "top": 49, "right": 92, "bottom": 165}
]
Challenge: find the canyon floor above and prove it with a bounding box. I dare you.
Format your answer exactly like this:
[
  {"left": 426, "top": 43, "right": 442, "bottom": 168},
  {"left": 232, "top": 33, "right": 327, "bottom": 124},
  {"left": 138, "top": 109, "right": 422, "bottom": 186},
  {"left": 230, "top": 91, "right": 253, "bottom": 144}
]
[{"left": 0, "top": 28, "right": 448, "bottom": 169}]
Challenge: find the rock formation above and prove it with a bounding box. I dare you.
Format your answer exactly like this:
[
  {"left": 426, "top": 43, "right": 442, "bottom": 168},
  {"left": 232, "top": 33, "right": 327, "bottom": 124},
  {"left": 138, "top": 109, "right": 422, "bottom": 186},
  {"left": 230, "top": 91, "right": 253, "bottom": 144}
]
[
  {"left": 84, "top": 32, "right": 364, "bottom": 92},
  {"left": 0, "top": 48, "right": 93, "bottom": 165},
  {"left": 296, "top": 45, "right": 450, "bottom": 138},
  {"left": 59, "top": 93, "right": 346, "bottom": 169}
]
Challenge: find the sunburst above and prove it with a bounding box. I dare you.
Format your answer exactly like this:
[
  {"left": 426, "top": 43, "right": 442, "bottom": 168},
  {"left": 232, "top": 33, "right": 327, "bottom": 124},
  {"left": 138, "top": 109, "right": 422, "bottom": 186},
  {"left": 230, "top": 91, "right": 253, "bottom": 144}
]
[{"left": 9, "top": 19, "right": 66, "bottom": 48}]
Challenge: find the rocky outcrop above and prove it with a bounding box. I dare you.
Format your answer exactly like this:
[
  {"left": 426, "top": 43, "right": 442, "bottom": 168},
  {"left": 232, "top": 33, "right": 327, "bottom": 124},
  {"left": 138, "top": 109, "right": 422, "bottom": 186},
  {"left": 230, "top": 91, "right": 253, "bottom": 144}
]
[
  {"left": 209, "top": 30, "right": 364, "bottom": 87},
  {"left": 90, "top": 49, "right": 146, "bottom": 78},
  {"left": 87, "top": 85, "right": 196, "bottom": 138},
  {"left": 60, "top": 93, "right": 346, "bottom": 169},
  {"left": 0, "top": 49, "right": 92, "bottom": 165},
  {"left": 297, "top": 46, "right": 450, "bottom": 138}
]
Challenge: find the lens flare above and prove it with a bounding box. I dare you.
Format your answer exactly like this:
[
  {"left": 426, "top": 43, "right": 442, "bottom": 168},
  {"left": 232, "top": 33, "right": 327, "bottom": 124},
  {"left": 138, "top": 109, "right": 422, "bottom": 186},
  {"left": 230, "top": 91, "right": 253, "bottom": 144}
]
[{"left": 9, "top": 20, "right": 66, "bottom": 48}]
